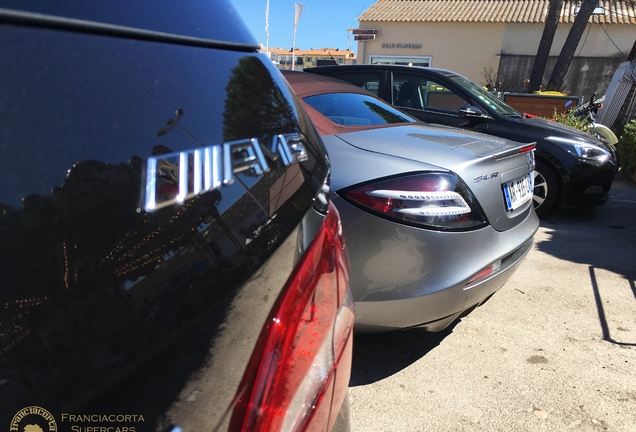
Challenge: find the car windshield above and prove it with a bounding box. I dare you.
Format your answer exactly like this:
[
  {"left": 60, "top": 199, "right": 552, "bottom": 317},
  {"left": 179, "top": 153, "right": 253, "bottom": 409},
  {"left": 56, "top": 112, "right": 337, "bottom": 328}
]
[
  {"left": 448, "top": 74, "right": 521, "bottom": 117},
  {"left": 304, "top": 92, "right": 416, "bottom": 126}
]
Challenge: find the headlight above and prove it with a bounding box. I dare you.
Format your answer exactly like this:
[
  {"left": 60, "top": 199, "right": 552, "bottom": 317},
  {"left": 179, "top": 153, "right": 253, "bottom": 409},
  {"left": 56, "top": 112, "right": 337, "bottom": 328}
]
[
  {"left": 547, "top": 137, "right": 611, "bottom": 162},
  {"left": 570, "top": 142, "right": 611, "bottom": 162}
]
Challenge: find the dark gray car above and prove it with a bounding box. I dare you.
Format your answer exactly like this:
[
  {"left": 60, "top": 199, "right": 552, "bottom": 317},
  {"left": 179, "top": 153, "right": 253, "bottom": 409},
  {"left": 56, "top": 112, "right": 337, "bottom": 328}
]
[
  {"left": 284, "top": 71, "right": 539, "bottom": 333},
  {"left": 305, "top": 64, "right": 618, "bottom": 216}
]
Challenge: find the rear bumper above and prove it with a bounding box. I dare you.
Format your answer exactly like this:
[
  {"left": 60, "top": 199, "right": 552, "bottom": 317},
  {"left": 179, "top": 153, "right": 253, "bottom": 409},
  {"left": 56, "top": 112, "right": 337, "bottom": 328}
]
[
  {"left": 333, "top": 196, "right": 539, "bottom": 333},
  {"left": 354, "top": 236, "right": 534, "bottom": 332}
]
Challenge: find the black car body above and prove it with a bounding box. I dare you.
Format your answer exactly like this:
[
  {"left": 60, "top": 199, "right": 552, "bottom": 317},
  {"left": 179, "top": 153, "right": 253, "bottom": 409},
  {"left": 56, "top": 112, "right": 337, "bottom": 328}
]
[
  {"left": 305, "top": 64, "right": 618, "bottom": 215},
  {"left": 0, "top": 2, "right": 354, "bottom": 431}
]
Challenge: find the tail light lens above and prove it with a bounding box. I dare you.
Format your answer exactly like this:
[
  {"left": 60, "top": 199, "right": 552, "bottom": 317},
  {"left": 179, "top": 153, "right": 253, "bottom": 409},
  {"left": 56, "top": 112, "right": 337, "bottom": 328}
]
[
  {"left": 230, "top": 201, "right": 354, "bottom": 432},
  {"left": 341, "top": 172, "right": 488, "bottom": 231}
]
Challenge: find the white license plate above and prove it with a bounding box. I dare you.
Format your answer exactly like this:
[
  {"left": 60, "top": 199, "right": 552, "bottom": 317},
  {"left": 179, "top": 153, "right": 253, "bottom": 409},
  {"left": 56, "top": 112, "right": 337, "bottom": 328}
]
[{"left": 503, "top": 173, "right": 533, "bottom": 211}]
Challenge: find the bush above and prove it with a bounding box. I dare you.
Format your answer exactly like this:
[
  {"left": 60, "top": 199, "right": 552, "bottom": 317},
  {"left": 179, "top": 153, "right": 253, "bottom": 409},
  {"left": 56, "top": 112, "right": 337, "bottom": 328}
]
[
  {"left": 548, "top": 108, "right": 595, "bottom": 134},
  {"left": 618, "top": 119, "right": 636, "bottom": 176}
]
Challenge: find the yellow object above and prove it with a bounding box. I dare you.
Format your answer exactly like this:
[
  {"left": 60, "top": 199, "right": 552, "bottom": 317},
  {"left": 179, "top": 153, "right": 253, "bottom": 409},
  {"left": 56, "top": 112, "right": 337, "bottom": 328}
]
[{"left": 535, "top": 90, "right": 568, "bottom": 96}]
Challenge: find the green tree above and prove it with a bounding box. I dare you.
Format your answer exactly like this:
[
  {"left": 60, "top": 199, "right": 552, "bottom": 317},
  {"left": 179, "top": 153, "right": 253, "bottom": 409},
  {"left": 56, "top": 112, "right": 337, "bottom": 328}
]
[{"left": 223, "top": 57, "right": 296, "bottom": 143}]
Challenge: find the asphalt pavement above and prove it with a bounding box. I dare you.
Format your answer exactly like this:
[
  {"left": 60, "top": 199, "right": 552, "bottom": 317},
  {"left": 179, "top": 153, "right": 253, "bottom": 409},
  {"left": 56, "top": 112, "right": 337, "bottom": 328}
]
[{"left": 348, "top": 171, "right": 636, "bottom": 432}]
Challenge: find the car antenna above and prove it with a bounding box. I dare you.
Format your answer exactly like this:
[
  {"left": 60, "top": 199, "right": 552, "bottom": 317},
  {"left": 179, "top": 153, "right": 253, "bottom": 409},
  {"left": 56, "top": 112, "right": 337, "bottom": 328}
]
[{"left": 327, "top": 50, "right": 338, "bottom": 64}]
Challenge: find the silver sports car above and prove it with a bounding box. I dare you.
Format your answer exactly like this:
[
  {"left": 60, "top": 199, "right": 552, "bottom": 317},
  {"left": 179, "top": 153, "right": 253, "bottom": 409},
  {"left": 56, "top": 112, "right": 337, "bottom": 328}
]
[{"left": 283, "top": 71, "right": 539, "bottom": 333}]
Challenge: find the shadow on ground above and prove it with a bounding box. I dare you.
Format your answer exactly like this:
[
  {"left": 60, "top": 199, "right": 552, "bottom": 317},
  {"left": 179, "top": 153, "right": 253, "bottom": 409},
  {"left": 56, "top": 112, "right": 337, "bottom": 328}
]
[
  {"left": 535, "top": 171, "right": 636, "bottom": 347},
  {"left": 536, "top": 171, "right": 636, "bottom": 283},
  {"left": 350, "top": 323, "right": 456, "bottom": 386}
]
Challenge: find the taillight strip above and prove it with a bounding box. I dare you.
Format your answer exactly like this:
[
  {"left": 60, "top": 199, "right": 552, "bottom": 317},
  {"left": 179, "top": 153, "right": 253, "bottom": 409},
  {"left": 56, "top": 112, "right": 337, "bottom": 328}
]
[
  {"left": 229, "top": 202, "right": 352, "bottom": 432},
  {"left": 283, "top": 290, "right": 354, "bottom": 431},
  {"left": 342, "top": 172, "right": 488, "bottom": 231},
  {"left": 367, "top": 189, "right": 465, "bottom": 201},
  {"left": 519, "top": 144, "right": 537, "bottom": 153},
  {"left": 493, "top": 142, "right": 536, "bottom": 160}
]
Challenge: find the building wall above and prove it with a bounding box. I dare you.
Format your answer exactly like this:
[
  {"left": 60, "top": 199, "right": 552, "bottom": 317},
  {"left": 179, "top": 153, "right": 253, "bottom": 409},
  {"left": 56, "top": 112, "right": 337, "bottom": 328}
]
[
  {"left": 501, "top": 22, "right": 634, "bottom": 58},
  {"left": 500, "top": 22, "right": 633, "bottom": 96},
  {"left": 357, "top": 22, "right": 504, "bottom": 84},
  {"left": 358, "top": 19, "right": 634, "bottom": 94},
  {"left": 498, "top": 55, "right": 625, "bottom": 98}
]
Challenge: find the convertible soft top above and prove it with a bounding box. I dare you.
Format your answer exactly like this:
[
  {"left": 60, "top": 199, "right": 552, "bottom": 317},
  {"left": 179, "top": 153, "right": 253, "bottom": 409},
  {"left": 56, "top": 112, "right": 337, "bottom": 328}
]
[{"left": 282, "top": 70, "right": 414, "bottom": 136}]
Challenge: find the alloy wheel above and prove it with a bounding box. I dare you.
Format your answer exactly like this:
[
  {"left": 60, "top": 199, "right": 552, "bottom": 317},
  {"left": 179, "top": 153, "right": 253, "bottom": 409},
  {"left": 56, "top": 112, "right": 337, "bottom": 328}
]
[
  {"left": 532, "top": 161, "right": 558, "bottom": 216},
  {"left": 533, "top": 170, "right": 548, "bottom": 210}
]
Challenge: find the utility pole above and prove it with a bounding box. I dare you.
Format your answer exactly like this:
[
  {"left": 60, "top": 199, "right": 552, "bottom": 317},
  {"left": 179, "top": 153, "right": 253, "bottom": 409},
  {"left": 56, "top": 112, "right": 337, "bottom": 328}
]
[
  {"left": 265, "top": 0, "right": 269, "bottom": 59},
  {"left": 291, "top": 3, "right": 305, "bottom": 71}
]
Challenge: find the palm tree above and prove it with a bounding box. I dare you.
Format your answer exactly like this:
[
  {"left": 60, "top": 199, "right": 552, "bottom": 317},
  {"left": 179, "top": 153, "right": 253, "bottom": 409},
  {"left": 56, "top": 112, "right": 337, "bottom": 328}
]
[
  {"left": 546, "top": 0, "right": 598, "bottom": 90},
  {"left": 528, "top": 0, "right": 564, "bottom": 92}
]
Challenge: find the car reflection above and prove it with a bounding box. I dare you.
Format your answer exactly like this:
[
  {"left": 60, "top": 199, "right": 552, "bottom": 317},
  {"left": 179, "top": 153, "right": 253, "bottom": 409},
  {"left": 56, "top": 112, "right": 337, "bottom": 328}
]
[{"left": 0, "top": 56, "right": 321, "bottom": 424}]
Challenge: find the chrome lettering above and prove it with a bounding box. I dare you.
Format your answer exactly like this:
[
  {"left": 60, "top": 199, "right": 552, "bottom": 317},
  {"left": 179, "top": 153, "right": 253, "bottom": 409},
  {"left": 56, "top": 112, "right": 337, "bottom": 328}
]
[
  {"left": 204, "top": 146, "right": 223, "bottom": 192},
  {"left": 260, "top": 134, "right": 309, "bottom": 165},
  {"left": 143, "top": 134, "right": 306, "bottom": 212},
  {"left": 473, "top": 172, "right": 499, "bottom": 183},
  {"left": 224, "top": 138, "right": 269, "bottom": 179}
]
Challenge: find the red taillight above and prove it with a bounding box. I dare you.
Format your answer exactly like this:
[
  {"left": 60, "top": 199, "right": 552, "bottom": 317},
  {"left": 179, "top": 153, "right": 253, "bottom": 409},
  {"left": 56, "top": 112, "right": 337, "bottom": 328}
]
[
  {"left": 230, "top": 201, "right": 354, "bottom": 432},
  {"left": 519, "top": 144, "right": 536, "bottom": 153},
  {"left": 466, "top": 260, "right": 503, "bottom": 286},
  {"left": 342, "top": 172, "right": 488, "bottom": 231},
  {"left": 466, "top": 265, "right": 493, "bottom": 285}
]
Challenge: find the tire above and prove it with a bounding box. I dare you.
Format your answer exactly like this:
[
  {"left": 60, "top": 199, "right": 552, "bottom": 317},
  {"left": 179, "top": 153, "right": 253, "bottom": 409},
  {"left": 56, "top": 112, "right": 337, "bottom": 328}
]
[{"left": 533, "top": 161, "right": 558, "bottom": 216}]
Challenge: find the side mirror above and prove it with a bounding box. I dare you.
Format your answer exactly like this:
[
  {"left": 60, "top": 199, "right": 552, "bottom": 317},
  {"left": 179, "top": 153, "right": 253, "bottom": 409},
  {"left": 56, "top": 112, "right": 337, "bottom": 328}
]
[{"left": 459, "top": 105, "right": 487, "bottom": 118}]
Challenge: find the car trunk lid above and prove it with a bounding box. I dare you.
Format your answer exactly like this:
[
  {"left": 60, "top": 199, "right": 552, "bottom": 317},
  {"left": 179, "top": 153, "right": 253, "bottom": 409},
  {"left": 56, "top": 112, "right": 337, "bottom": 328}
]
[{"left": 335, "top": 124, "right": 536, "bottom": 232}]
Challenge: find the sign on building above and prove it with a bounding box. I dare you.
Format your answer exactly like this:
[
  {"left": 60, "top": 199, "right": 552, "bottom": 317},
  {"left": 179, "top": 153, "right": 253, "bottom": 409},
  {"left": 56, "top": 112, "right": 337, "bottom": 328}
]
[{"left": 352, "top": 29, "right": 379, "bottom": 35}]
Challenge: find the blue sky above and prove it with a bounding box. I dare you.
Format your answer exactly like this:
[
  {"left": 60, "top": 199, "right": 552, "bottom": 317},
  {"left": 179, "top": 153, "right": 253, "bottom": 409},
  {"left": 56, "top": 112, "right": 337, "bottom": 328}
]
[{"left": 231, "top": 0, "right": 377, "bottom": 53}]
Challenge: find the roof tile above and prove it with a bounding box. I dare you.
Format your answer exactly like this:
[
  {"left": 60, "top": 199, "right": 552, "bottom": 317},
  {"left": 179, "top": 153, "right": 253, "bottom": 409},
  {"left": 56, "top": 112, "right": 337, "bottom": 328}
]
[{"left": 358, "top": 0, "right": 636, "bottom": 24}]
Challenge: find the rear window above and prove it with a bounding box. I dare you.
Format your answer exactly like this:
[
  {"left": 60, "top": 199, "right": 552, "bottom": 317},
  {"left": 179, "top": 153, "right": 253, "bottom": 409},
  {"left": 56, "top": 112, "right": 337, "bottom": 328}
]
[
  {"left": 329, "top": 71, "right": 382, "bottom": 96},
  {"left": 0, "top": 25, "right": 299, "bottom": 211},
  {"left": 304, "top": 93, "right": 414, "bottom": 126}
]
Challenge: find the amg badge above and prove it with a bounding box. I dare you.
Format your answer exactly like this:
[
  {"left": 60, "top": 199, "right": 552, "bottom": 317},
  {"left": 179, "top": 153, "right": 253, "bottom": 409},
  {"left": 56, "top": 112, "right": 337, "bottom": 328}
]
[{"left": 142, "top": 134, "right": 307, "bottom": 212}]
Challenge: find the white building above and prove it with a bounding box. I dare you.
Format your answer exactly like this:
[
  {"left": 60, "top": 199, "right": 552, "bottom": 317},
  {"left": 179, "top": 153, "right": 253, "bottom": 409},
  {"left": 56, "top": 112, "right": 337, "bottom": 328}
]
[{"left": 356, "top": 0, "right": 636, "bottom": 97}]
